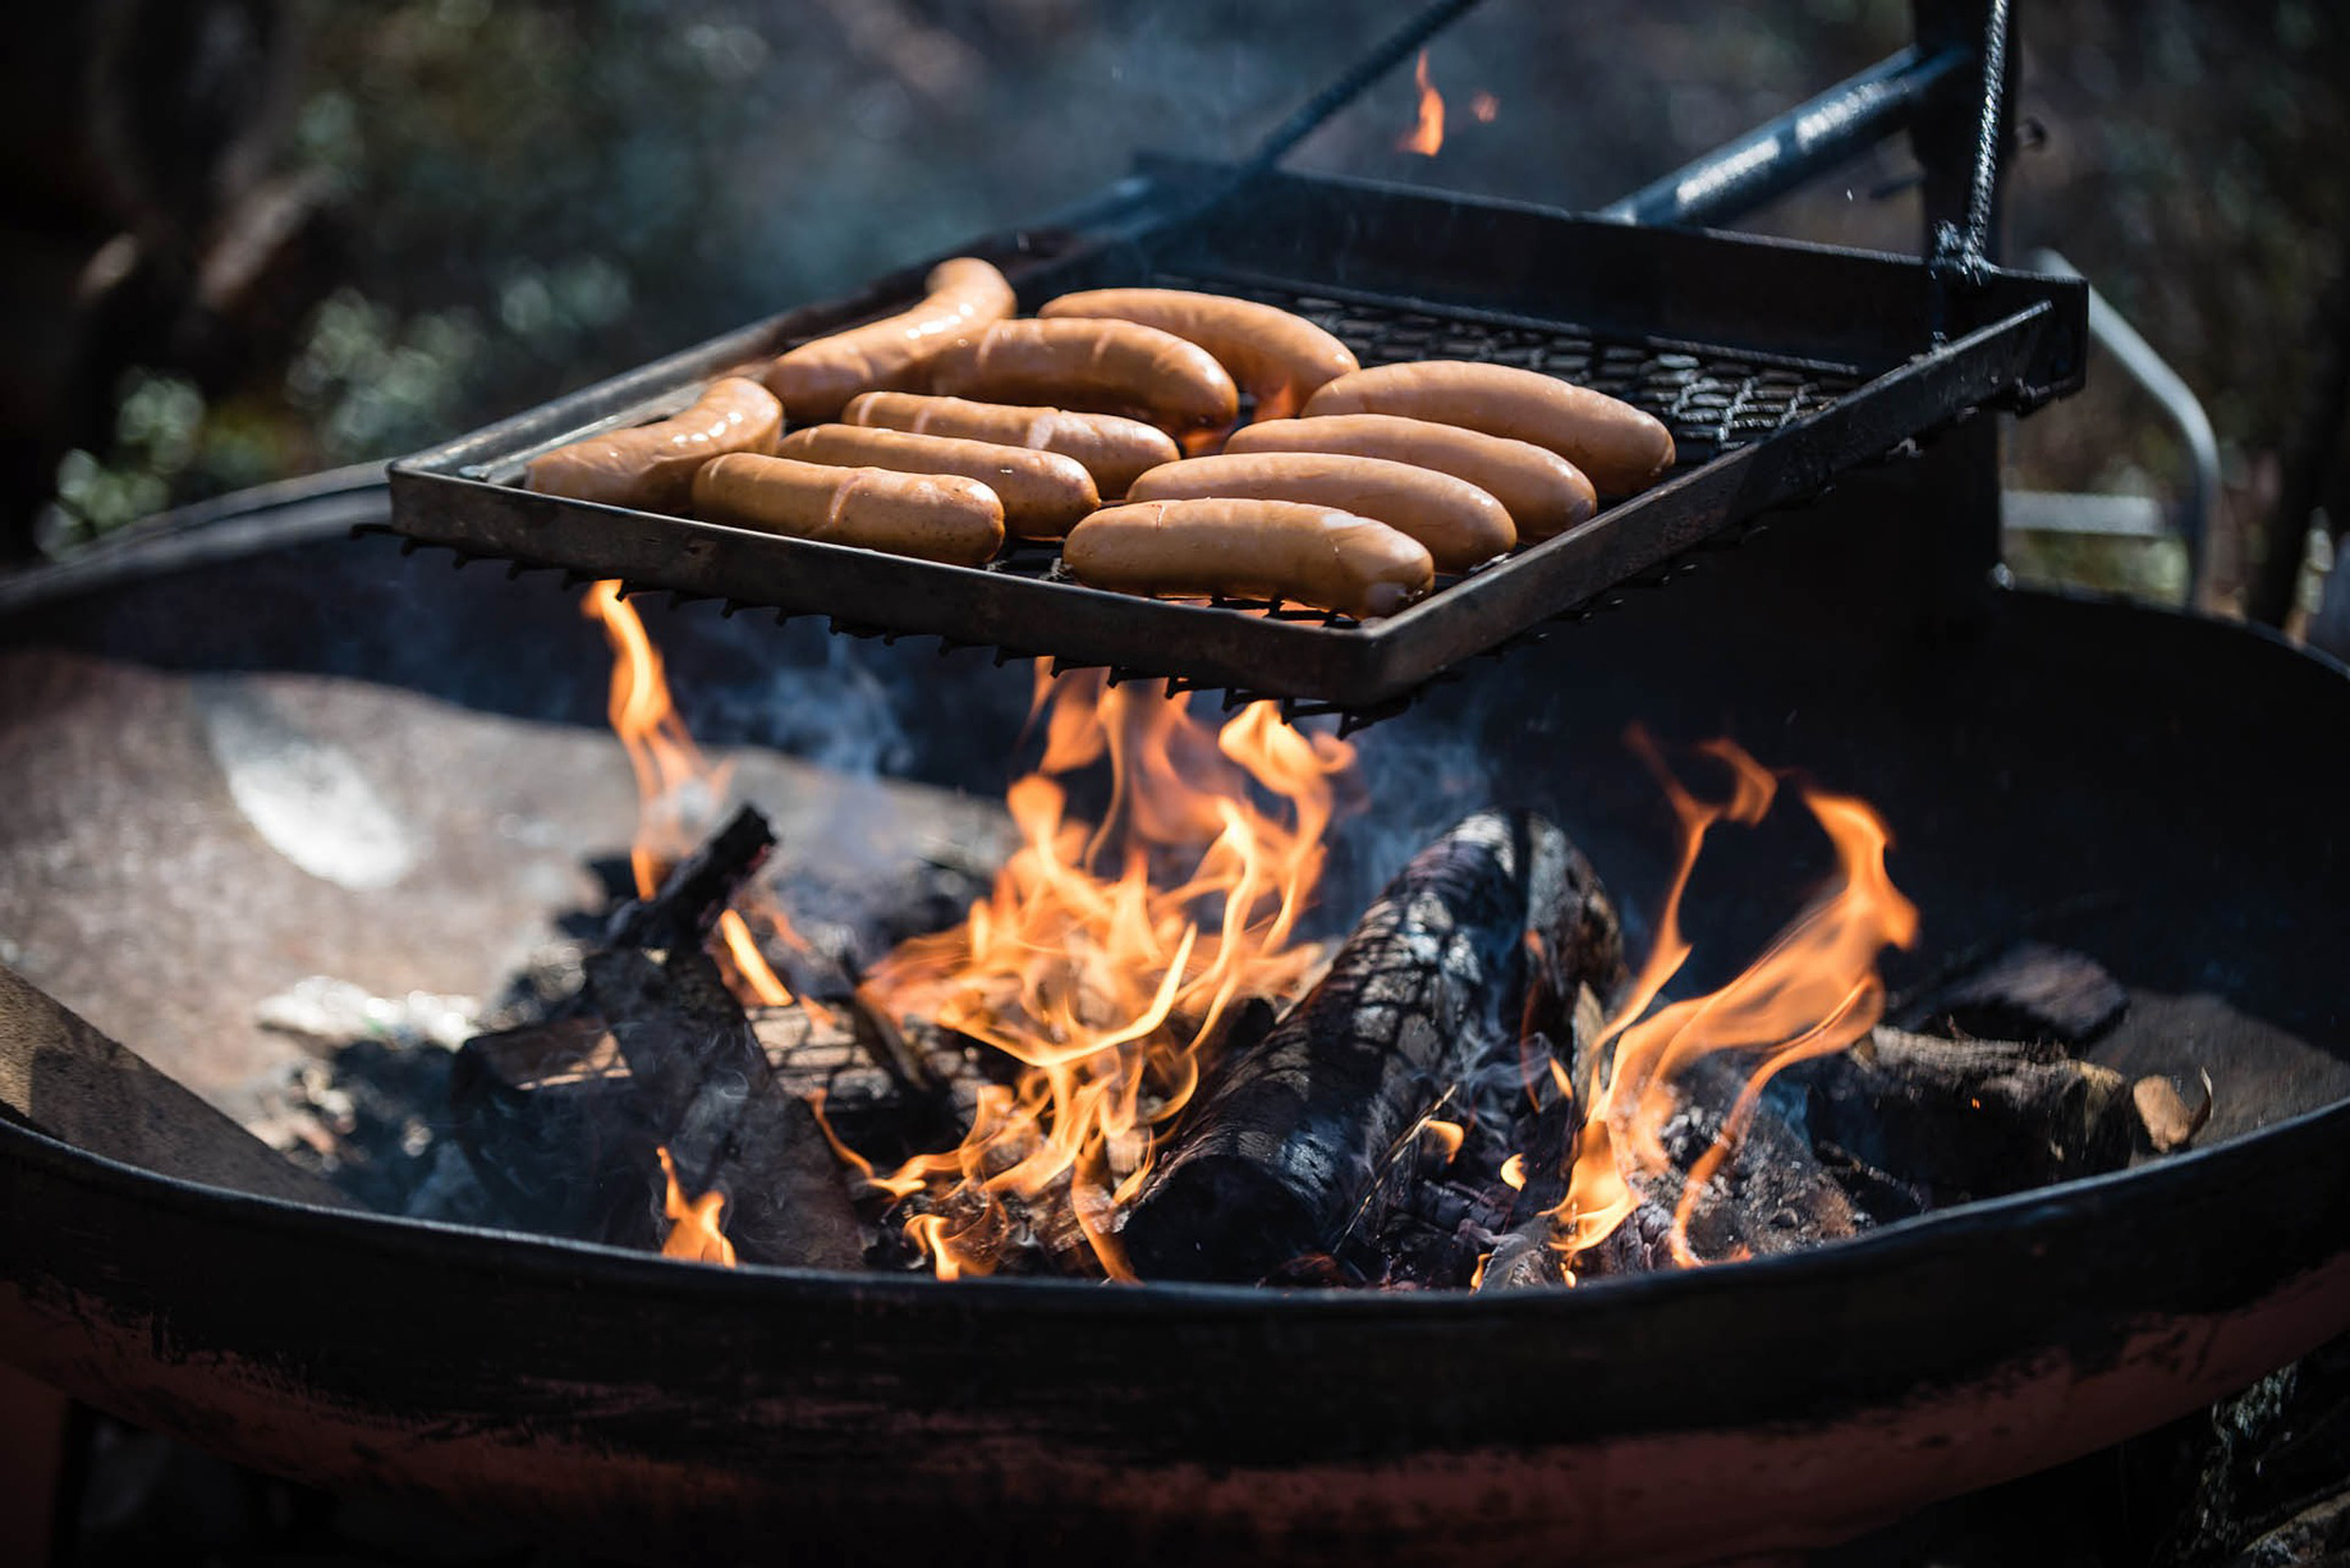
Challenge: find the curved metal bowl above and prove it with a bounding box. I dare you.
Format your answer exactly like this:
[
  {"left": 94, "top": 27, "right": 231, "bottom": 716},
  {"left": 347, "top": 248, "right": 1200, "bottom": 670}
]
[{"left": 2, "top": 475, "right": 2345, "bottom": 1564}]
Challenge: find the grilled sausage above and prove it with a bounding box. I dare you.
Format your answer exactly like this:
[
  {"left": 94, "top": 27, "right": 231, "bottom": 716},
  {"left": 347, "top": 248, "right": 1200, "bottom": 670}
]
[
  {"left": 1302, "top": 360, "right": 1676, "bottom": 495},
  {"left": 1124, "top": 451, "right": 1513, "bottom": 572},
  {"left": 761, "top": 257, "right": 1015, "bottom": 423},
  {"left": 841, "top": 392, "right": 1180, "bottom": 500},
  {"left": 1224, "top": 414, "right": 1597, "bottom": 541},
  {"left": 922, "top": 319, "right": 1239, "bottom": 431},
  {"left": 1063, "top": 499, "right": 1434, "bottom": 620},
  {"left": 775, "top": 423, "right": 1097, "bottom": 539},
  {"left": 690, "top": 453, "right": 1003, "bottom": 566},
  {"left": 525, "top": 377, "right": 783, "bottom": 514},
  {"left": 1038, "top": 287, "right": 1358, "bottom": 417}
]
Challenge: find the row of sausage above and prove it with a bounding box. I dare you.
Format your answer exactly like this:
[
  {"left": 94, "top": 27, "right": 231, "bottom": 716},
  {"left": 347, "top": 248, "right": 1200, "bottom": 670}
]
[{"left": 523, "top": 258, "right": 1676, "bottom": 619}]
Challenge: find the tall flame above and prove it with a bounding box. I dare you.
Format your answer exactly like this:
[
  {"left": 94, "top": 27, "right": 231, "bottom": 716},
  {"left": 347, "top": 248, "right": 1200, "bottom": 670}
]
[
  {"left": 1550, "top": 733, "right": 1920, "bottom": 1271},
  {"left": 582, "top": 580, "right": 802, "bottom": 1006},
  {"left": 657, "top": 1146, "right": 738, "bottom": 1266},
  {"left": 856, "top": 667, "right": 1353, "bottom": 1281},
  {"left": 1397, "top": 49, "right": 1445, "bottom": 156}
]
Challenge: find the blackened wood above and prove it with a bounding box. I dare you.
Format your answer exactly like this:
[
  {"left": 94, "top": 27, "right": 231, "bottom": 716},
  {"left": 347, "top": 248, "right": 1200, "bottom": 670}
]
[
  {"left": 588, "top": 945, "right": 862, "bottom": 1270},
  {"left": 1123, "top": 811, "right": 1612, "bottom": 1283},
  {"left": 603, "top": 804, "right": 776, "bottom": 952},
  {"left": 449, "top": 1015, "right": 656, "bottom": 1245},
  {"left": 1806, "top": 1025, "right": 2177, "bottom": 1205},
  {"left": 1910, "top": 941, "right": 2128, "bottom": 1046},
  {"left": 1569, "top": 1064, "right": 1867, "bottom": 1282},
  {"left": 1479, "top": 1082, "right": 1581, "bottom": 1292}
]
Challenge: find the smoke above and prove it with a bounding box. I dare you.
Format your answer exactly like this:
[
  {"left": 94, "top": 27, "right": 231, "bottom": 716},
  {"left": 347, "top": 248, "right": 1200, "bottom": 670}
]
[{"left": 696, "top": 630, "right": 916, "bottom": 779}]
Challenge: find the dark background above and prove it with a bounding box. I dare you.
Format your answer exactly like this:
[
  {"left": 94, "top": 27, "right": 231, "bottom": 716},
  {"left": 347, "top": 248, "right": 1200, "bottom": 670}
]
[{"left": 3, "top": 0, "right": 2346, "bottom": 618}]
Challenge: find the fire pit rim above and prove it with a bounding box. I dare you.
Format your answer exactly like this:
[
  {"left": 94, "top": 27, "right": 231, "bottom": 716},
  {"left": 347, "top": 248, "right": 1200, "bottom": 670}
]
[{"left": 6, "top": 1082, "right": 2342, "bottom": 1317}]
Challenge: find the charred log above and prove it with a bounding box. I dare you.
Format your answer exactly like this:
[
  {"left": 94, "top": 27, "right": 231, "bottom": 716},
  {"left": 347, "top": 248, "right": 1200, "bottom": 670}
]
[
  {"left": 1122, "top": 811, "right": 1619, "bottom": 1284},
  {"left": 604, "top": 804, "right": 776, "bottom": 952},
  {"left": 1477, "top": 1083, "right": 1580, "bottom": 1292},
  {"left": 1806, "top": 1026, "right": 2199, "bottom": 1206},
  {"left": 450, "top": 1015, "right": 655, "bottom": 1246},
  {"left": 451, "top": 807, "right": 862, "bottom": 1269}
]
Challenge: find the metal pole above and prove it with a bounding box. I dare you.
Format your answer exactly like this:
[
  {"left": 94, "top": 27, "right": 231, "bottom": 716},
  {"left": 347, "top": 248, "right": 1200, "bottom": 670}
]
[{"left": 1599, "top": 45, "right": 1969, "bottom": 230}]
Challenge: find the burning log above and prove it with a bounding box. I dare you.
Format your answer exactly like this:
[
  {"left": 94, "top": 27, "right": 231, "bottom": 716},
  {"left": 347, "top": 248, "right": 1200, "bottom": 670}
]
[
  {"left": 602, "top": 804, "right": 776, "bottom": 952},
  {"left": 1121, "top": 811, "right": 1622, "bottom": 1284},
  {"left": 451, "top": 1016, "right": 656, "bottom": 1245},
  {"left": 585, "top": 962, "right": 863, "bottom": 1272},
  {"left": 1805, "top": 1026, "right": 2205, "bottom": 1206},
  {"left": 454, "top": 804, "right": 864, "bottom": 1268}
]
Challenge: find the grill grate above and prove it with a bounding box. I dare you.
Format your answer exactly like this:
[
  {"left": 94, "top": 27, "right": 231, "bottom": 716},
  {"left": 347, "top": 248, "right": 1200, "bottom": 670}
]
[
  {"left": 385, "top": 186, "right": 2081, "bottom": 724},
  {"left": 1164, "top": 273, "right": 1857, "bottom": 469},
  {"left": 962, "top": 272, "right": 1864, "bottom": 651}
]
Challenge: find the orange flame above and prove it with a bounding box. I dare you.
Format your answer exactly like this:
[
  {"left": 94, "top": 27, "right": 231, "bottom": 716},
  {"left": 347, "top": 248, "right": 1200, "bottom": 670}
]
[
  {"left": 582, "top": 580, "right": 803, "bottom": 1007},
  {"left": 1422, "top": 1117, "right": 1466, "bottom": 1165},
  {"left": 1550, "top": 734, "right": 1919, "bottom": 1270},
  {"left": 855, "top": 667, "right": 1353, "bottom": 1281},
  {"left": 657, "top": 1146, "right": 738, "bottom": 1266},
  {"left": 1398, "top": 49, "right": 1445, "bottom": 156}
]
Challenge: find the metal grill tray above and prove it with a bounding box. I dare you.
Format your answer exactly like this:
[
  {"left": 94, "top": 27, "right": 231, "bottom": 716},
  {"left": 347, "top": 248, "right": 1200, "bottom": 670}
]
[{"left": 388, "top": 161, "right": 2084, "bottom": 716}]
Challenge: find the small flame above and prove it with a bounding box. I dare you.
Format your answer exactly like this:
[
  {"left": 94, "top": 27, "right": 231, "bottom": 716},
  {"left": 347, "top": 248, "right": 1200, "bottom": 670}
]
[
  {"left": 1500, "top": 1152, "right": 1527, "bottom": 1190},
  {"left": 1550, "top": 733, "right": 1919, "bottom": 1270},
  {"left": 1397, "top": 49, "right": 1445, "bottom": 156},
  {"left": 1471, "top": 91, "right": 1499, "bottom": 124},
  {"left": 1422, "top": 1117, "right": 1466, "bottom": 1165},
  {"left": 855, "top": 667, "right": 1353, "bottom": 1281},
  {"left": 657, "top": 1146, "right": 737, "bottom": 1266},
  {"left": 583, "top": 580, "right": 804, "bottom": 1007}
]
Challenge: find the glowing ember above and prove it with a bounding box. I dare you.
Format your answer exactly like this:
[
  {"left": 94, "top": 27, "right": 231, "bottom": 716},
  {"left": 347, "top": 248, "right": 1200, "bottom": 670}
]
[
  {"left": 1397, "top": 49, "right": 1445, "bottom": 156},
  {"left": 1549, "top": 733, "right": 1919, "bottom": 1271},
  {"left": 657, "top": 1146, "right": 737, "bottom": 1266},
  {"left": 582, "top": 580, "right": 804, "bottom": 1006},
  {"left": 1471, "top": 91, "right": 1499, "bottom": 124},
  {"left": 855, "top": 667, "right": 1353, "bottom": 1281}
]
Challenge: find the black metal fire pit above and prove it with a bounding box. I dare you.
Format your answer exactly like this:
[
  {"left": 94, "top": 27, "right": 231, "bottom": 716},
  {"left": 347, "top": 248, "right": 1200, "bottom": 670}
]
[
  {"left": 3, "top": 433, "right": 2348, "bottom": 1563},
  {"left": 4, "top": 1, "right": 2347, "bottom": 1558}
]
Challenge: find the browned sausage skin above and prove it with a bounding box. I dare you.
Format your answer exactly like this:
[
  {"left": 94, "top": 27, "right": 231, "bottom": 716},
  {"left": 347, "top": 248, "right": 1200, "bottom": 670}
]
[
  {"left": 1224, "top": 414, "right": 1597, "bottom": 542},
  {"left": 841, "top": 392, "right": 1179, "bottom": 499},
  {"left": 1038, "top": 287, "right": 1358, "bottom": 417},
  {"left": 761, "top": 257, "right": 1015, "bottom": 424},
  {"left": 1124, "top": 450, "right": 1513, "bottom": 572},
  {"left": 690, "top": 453, "right": 1004, "bottom": 566},
  {"left": 1301, "top": 360, "right": 1675, "bottom": 495},
  {"left": 525, "top": 376, "right": 783, "bottom": 514},
  {"left": 1063, "top": 498, "right": 1434, "bottom": 620},
  {"left": 922, "top": 319, "right": 1240, "bottom": 431},
  {"left": 775, "top": 424, "right": 1097, "bottom": 539}
]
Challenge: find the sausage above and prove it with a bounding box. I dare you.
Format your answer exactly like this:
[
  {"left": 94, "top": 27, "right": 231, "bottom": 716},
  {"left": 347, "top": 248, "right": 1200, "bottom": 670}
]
[
  {"left": 690, "top": 453, "right": 1004, "bottom": 566},
  {"left": 921, "top": 319, "right": 1239, "bottom": 431},
  {"left": 525, "top": 377, "right": 782, "bottom": 514},
  {"left": 1224, "top": 414, "right": 1597, "bottom": 541},
  {"left": 1301, "top": 360, "right": 1676, "bottom": 495},
  {"left": 1124, "top": 451, "right": 1513, "bottom": 572},
  {"left": 775, "top": 423, "right": 1097, "bottom": 539},
  {"left": 761, "top": 257, "right": 1015, "bottom": 423},
  {"left": 1038, "top": 287, "right": 1358, "bottom": 417},
  {"left": 842, "top": 392, "right": 1180, "bottom": 499},
  {"left": 1063, "top": 499, "right": 1434, "bottom": 620}
]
